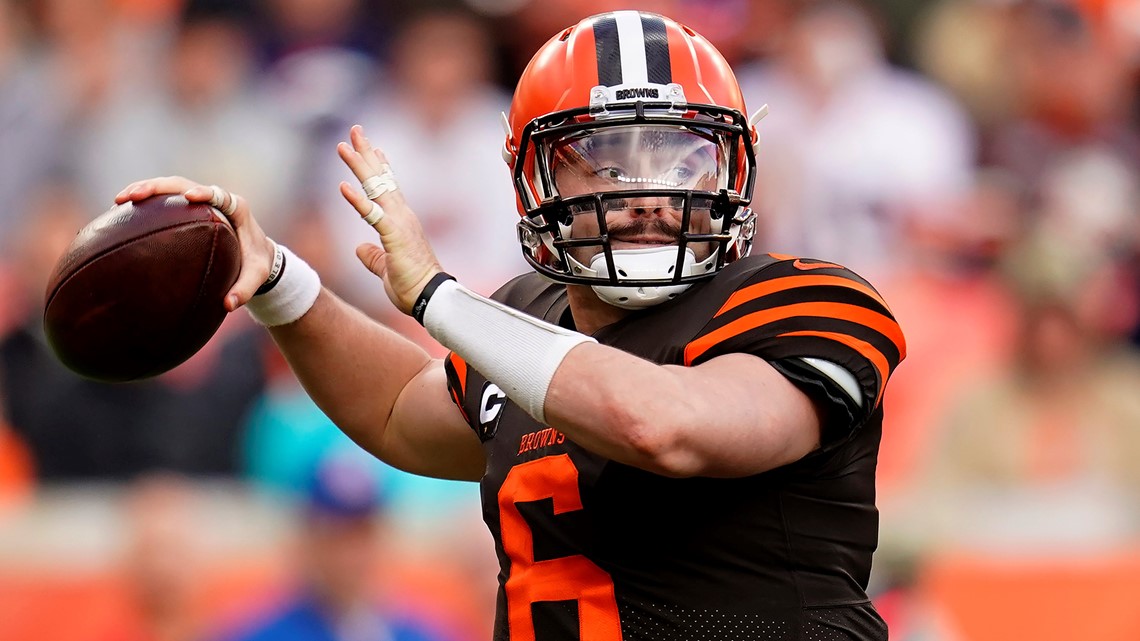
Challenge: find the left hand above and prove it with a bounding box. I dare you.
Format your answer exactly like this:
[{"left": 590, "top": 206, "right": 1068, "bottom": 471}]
[{"left": 337, "top": 125, "right": 444, "bottom": 316}]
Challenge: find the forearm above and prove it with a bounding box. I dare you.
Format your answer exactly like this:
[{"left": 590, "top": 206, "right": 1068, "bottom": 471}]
[
  {"left": 267, "top": 287, "right": 434, "bottom": 456},
  {"left": 543, "top": 343, "right": 700, "bottom": 474}
]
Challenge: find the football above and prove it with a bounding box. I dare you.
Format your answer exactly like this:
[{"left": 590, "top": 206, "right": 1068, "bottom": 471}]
[{"left": 42, "top": 195, "right": 242, "bottom": 382}]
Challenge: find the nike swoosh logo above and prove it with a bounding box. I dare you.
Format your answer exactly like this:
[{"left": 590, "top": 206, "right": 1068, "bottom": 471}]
[{"left": 792, "top": 259, "right": 844, "bottom": 271}]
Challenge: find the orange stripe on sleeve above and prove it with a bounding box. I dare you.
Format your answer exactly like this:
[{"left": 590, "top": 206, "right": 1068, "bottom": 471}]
[
  {"left": 779, "top": 330, "right": 892, "bottom": 406},
  {"left": 448, "top": 352, "right": 469, "bottom": 398},
  {"left": 684, "top": 302, "right": 906, "bottom": 366},
  {"left": 450, "top": 388, "right": 470, "bottom": 423},
  {"left": 716, "top": 275, "right": 892, "bottom": 317}
]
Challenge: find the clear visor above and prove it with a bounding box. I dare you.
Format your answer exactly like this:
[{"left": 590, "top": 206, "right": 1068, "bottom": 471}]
[{"left": 548, "top": 124, "right": 731, "bottom": 198}]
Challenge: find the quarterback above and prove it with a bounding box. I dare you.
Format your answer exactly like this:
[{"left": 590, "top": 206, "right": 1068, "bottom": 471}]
[{"left": 118, "top": 11, "right": 905, "bottom": 641}]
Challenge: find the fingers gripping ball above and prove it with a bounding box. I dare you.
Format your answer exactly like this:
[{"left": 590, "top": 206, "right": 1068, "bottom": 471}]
[{"left": 43, "top": 195, "right": 242, "bottom": 382}]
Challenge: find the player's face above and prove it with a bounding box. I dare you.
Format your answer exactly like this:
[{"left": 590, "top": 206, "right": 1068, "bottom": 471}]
[{"left": 550, "top": 125, "right": 727, "bottom": 261}]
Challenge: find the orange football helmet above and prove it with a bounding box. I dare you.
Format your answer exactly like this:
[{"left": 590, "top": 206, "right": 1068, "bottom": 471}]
[{"left": 503, "top": 11, "right": 761, "bottom": 308}]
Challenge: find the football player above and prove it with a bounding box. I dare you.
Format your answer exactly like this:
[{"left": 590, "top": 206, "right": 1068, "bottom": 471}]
[{"left": 118, "top": 10, "right": 905, "bottom": 641}]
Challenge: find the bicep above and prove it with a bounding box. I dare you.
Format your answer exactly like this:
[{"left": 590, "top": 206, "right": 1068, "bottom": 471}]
[
  {"left": 382, "top": 360, "right": 486, "bottom": 481},
  {"left": 545, "top": 345, "right": 824, "bottom": 478}
]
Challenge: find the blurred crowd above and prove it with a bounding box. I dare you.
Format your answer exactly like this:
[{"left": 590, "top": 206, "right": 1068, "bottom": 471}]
[{"left": 2, "top": 0, "right": 1140, "bottom": 640}]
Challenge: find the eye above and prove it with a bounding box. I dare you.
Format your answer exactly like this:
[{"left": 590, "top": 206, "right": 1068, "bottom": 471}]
[
  {"left": 595, "top": 166, "right": 627, "bottom": 180},
  {"left": 667, "top": 166, "right": 695, "bottom": 183}
]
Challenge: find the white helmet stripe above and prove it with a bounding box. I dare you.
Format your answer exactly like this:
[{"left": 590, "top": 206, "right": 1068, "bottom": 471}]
[{"left": 614, "top": 11, "right": 649, "bottom": 84}]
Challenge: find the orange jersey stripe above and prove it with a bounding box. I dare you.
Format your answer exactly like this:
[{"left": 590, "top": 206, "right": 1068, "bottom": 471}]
[
  {"left": 715, "top": 275, "right": 891, "bottom": 317},
  {"left": 684, "top": 302, "right": 905, "bottom": 366},
  {"left": 449, "top": 352, "right": 469, "bottom": 398},
  {"left": 450, "top": 388, "right": 470, "bottom": 424},
  {"left": 779, "top": 330, "right": 892, "bottom": 406}
]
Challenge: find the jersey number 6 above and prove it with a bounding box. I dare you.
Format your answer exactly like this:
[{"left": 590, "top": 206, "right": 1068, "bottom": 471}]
[{"left": 498, "top": 454, "right": 622, "bottom": 641}]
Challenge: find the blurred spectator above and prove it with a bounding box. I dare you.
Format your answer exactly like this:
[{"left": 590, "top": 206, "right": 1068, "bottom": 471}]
[
  {"left": 252, "top": 0, "right": 387, "bottom": 212},
  {"left": 218, "top": 457, "right": 449, "bottom": 641},
  {"left": 912, "top": 230, "right": 1140, "bottom": 552},
  {"left": 874, "top": 169, "right": 1022, "bottom": 500},
  {"left": 29, "top": 0, "right": 155, "bottom": 121},
  {"left": 987, "top": 1, "right": 1140, "bottom": 194},
  {"left": 103, "top": 473, "right": 210, "bottom": 641},
  {"left": 315, "top": 8, "right": 525, "bottom": 326},
  {"left": 1035, "top": 145, "right": 1140, "bottom": 259},
  {"left": 737, "top": 0, "right": 976, "bottom": 281},
  {"left": 0, "top": 182, "right": 267, "bottom": 479},
  {"left": 983, "top": 1, "right": 1140, "bottom": 346},
  {"left": 0, "top": 0, "right": 68, "bottom": 248},
  {"left": 73, "top": 1, "right": 305, "bottom": 235},
  {"left": 912, "top": 0, "right": 1019, "bottom": 129},
  {"left": 489, "top": 0, "right": 794, "bottom": 73},
  {"left": 255, "top": 0, "right": 389, "bottom": 66}
]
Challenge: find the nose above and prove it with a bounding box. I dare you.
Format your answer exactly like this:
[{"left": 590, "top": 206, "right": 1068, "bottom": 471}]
[
  {"left": 622, "top": 197, "right": 673, "bottom": 218},
  {"left": 631, "top": 204, "right": 664, "bottom": 218}
]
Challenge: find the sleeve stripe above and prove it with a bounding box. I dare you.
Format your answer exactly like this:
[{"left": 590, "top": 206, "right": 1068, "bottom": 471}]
[
  {"left": 684, "top": 302, "right": 906, "bottom": 366},
  {"left": 449, "top": 388, "right": 470, "bottom": 423},
  {"left": 715, "top": 274, "right": 891, "bottom": 317},
  {"left": 782, "top": 331, "right": 892, "bottom": 406},
  {"left": 448, "top": 352, "right": 468, "bottom": 398}
]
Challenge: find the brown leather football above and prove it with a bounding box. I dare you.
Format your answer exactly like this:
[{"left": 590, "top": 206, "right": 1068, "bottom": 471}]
[{"left": 43, "top": 195, "right": 241, "bottom": 382}]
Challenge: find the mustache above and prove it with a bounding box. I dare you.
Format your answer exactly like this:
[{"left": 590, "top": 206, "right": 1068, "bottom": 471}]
[{"left": 606, "top": 217, "right": 682, "bottom": 240}]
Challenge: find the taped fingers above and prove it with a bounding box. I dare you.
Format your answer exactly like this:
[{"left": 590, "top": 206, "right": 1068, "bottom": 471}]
[
  {"left": 363, "top": 202, "right": 385, "bottom": 226},
  {"left": 361, "top": 164, "right": 398, "bottom": 201},
  {"left": 340, "top": 181, "right": 387, "bottom": 229},
  {"left": 209, "top": 185, "right": 238, "bottom": 217}
]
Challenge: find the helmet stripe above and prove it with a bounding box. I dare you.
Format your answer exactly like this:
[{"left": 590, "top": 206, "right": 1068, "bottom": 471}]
[
  {"left": 640, "top": 14, "right": 672, "bottom": 84},
  {"left": 593, "top": 15, "right": 622, "bottom": 86},
  {"left": 593, "top": 12, "right": 672, "bottom": 87},
  {"left": 613, "top": 11, "right": 648, "bottom": 84}
]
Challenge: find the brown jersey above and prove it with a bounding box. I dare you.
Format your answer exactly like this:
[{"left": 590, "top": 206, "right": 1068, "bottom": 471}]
[{"left": 443, "top": 253, "right": 906, "bottom": 641}]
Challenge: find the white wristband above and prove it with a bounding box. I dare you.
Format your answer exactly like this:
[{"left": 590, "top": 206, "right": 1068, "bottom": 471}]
[
  {"left": 244, "top": 245, "right": 321, "bottom": 327},
  {"left": 423, "top": 280, "right": 596, "bottom": 423}
]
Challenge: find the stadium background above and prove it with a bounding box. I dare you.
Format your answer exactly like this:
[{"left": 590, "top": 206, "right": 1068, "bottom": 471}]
[{"left": 2, "top": 0, "right": 1140, "bottom": 639}]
